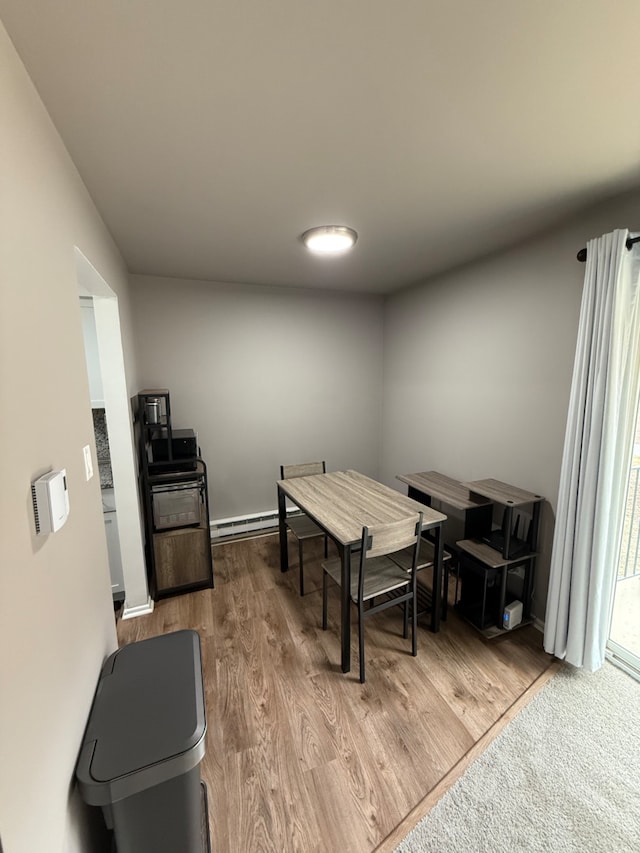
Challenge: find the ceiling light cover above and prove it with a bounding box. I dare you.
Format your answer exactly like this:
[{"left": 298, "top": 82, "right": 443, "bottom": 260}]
[{"left": 302, "top": 225, "right": 358, "bottom": 255}]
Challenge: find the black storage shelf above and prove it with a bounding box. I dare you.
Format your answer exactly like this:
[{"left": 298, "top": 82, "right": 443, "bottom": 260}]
[
  {"left": 135, "top": 390, "right": 214, "bottom": 600},
  {"left": 455, "top": 479, "right": 543, "bottom": 638}
]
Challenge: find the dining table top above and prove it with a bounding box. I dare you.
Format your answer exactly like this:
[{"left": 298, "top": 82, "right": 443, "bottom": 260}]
[{"left": 277, "top": 469, "right": 446, "bottom": 546}]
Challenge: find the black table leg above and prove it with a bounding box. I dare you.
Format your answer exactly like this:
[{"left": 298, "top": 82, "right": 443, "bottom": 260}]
[{"left": 277, "top": 485, "right": 289, "bottom": 573}]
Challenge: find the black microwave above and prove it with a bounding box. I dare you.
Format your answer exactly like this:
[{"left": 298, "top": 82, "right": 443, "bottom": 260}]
[{"left": 151, "top": 429, "right": 197, "bottom": 463}]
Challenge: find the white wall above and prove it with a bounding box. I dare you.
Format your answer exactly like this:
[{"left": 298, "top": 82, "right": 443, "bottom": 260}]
[
  {"left": 0, "top": 21, "right": 139, "bottom": 853},
  {"left": 130, "top": 276, "right": 385, "bottom": 518},
  {"left": 381, "top": 187, "right": 640, "bottom": 622}
]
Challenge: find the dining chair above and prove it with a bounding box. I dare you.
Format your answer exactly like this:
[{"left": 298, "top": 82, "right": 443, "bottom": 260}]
[
  {"left": 280, "top": 461, "right": 328, "bottom": 596},
  {"left": 389, "top": 538, "right": 454, "bottom": 619},
  {"left": 322, "top": 512, "right": 424, "bottom": 683}
]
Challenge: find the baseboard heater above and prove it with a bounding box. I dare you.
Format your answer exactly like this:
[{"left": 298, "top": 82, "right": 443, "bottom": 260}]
[{"left": 210, "top": 508, "right": 302, "bottom": 540}]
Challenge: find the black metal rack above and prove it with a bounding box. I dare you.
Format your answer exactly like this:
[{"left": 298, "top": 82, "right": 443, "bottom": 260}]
[
  {"left": 455, "top": 479, "right": 543, "bottom": 638},
  {"left": 135, "top": 389, "right": 214, "bottom": 599}
]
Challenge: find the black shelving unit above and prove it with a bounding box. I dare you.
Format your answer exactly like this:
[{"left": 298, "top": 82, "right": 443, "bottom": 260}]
[
  {"left": 135, "top": 389, "right": 214, "bottom": 599},
  {"left": 455, "top": 479, "right": 543, "bottom": 638}
]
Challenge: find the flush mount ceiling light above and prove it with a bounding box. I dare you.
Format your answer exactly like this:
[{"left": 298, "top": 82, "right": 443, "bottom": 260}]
[{"left": 301, "top": 225, "right": 358, "bottom": 255}]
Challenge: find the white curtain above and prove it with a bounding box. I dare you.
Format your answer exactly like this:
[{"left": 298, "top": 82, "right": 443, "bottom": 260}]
[{"left": 544, "top": 229, "right": 640, "bottom": 671}]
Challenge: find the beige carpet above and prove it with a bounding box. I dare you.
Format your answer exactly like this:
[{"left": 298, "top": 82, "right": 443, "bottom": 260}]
[{"left": 395, "top": 661, "right": 640, "bottom": 853}]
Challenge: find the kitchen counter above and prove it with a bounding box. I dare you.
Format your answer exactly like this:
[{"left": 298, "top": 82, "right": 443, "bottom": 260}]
[{"left": 99, "top": 460, "right": 113, "bottom": 490}]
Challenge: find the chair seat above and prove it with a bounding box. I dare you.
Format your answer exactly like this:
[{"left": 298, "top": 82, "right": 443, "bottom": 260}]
[
  {"left": 391, "top": 540, "right": 452, "bottom": 572},
  {"left": 286, "top": 514, "right": 325, "bottom": 540},
  {"left": 322, "top": 556, "right": 410, "bottom": 602}
]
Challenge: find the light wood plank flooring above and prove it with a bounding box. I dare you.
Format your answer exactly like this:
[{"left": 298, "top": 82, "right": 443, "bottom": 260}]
[{"left": 117, "top": 533, "right": 554, "bottom": 853}]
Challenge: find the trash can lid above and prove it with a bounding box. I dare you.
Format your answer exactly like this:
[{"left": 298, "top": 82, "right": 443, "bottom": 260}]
[{"left": 76, "top": 630, "right": 206, "bottom": 805}]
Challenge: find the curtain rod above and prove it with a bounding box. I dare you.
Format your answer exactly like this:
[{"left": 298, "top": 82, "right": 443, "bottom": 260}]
[{"left": 577, "top": 234, "right": 640, "bottom": 262}]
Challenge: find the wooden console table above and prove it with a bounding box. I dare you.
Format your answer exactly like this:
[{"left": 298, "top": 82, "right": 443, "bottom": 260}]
[{"left": 396, "top": 471, "right": 493, "bottom": 545}]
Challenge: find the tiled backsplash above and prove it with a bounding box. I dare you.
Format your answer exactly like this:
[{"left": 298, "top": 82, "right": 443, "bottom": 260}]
[{"left": 92, "top": 408, "right": 113, "bottom": 489}]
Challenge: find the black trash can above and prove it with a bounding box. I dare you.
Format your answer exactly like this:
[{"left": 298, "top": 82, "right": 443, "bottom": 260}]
[{"left": 76, "top": 630, "right": 208, "bottom": 853}]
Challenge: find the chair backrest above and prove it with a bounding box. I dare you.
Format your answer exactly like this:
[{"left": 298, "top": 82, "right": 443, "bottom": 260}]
[
  {"left": 357, "top": 512, "right": 423, "bottom": 602},
  {"left": 362, "top": 513, "right": 423, "bottom": 559},
  {"left": 280, "top": 461, "right": 326, "bottom": 479}
]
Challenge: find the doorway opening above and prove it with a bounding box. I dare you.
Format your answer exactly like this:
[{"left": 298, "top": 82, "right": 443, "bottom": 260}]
[{"left": 75, "top": 248, "right": 152, "bottom": 618}]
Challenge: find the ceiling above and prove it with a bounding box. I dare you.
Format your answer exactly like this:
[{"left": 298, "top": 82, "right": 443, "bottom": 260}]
[{"left": 3, "top": 1, "right": 640, "bottom": 294}]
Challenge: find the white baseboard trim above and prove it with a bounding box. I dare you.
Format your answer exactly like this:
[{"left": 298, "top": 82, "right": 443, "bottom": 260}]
[
  {"left": 210, "top": 507, "right": 303, "bottom": 540},
  {"left": 210, "top": 508, "right": 279, "bottom": 539},
  {"left": 533, "top": 615, "right": 545, "bottom": 633},
  {"left": 121, "top": 596, "right": 154, "bottom": 620}
]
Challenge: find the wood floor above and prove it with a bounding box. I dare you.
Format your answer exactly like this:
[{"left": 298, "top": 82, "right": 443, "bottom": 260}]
[{"left": 116, "top": 533, "right": 555, "bottom": 853}]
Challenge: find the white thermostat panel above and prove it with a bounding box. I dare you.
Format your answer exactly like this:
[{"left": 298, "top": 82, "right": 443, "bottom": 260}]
[{"left": 32, "top": 469, "right": 70, "bottom": 534}]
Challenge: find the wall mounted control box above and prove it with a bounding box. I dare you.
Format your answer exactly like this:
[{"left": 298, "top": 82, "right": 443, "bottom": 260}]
[
  {"left": 32, "top": 469, "right": 70, "bottom": 534},
  {"left": 503, "top": 599, "right": 523, "bottom": 631}
]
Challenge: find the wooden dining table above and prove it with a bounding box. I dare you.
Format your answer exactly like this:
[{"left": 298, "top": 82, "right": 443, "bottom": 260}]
[{"left": 277, "top": 469, "right": 447, "bottom": 673}]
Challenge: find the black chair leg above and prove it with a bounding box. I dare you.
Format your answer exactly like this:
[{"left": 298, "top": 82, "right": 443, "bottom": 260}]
[
  {"left": 403, "top": 600, "right": 409, "bottom": 639},
  {"left": 442, "top": 561, "right": 449, "bottom": 621},
  {"left": 412, "top": 580, "right": 418, "bottom": 656},
  {"left": 298, "top": 540, "right": 305, "bottom": 596},
  {"left": 358, "top": 603, "right": 366, "bottom": 683},
  {"left": 322, "top": 571, "right": 328, "bottom": 630}
]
